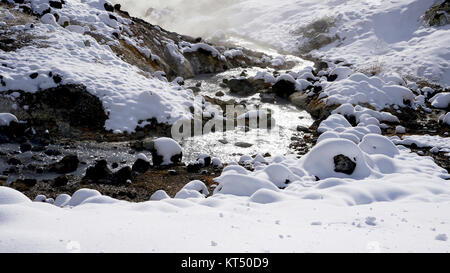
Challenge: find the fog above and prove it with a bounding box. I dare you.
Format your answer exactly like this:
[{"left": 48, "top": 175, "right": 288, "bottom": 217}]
[{"left": 111, "top": 0, "right": 244, "bottom": 38}]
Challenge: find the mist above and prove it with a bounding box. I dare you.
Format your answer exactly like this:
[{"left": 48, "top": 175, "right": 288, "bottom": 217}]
[{"left": 111, "top": 0, "right": 244, "bottom": 38}]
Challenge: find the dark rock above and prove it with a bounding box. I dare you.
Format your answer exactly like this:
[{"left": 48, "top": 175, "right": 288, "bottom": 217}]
[
  {"left": 235, "top": 142, "right": 253, "bottom": 148},
  {"left": 260, "top": 93, "right": 275, "bottom": 103},
  {"left": 111, "top": 162, "right": 119, "bottom": 169},
  {"left": 296, "top": 125, "right": 311, "bottom": 133},
  {"left": 132, "top": 159, "right": 150, "bottom": 173},
  {"left": 168, "top": 169, "right": 177, "bottom": 176},
  {"left": 0, "top": 133, "right": 10, "bottom": 143},
  {"left": 44, "top": 149, "right": 62, "bottom": 156},
  {"left": 114, "top": 4, "right": 121, "bottom": 11},
  {"left": 333, "top": 154, "right": 356, "bottom": 175},
  {"left": 53, "top": 175, "right": 69, "bottom": 187},
  {"left": 272, "top": 79, "right": 297, "bottom": 98},
  {"left": 29, "top": 72, "right": 38, "bottom": 79},
  {"left": 104, "top": 2, "right": 114, "bottom": 12},
  {"left": 113, "top": 166, "right": 133, "bottom": 184},
  {"left": 187, "top": 162, "right": 202, "bottom": 173},
  {"left": 227, "top": 78, "right": 256, "bottom": 95},
  {"left": 20, "top": 142, "right": 32, "bottom": 152},
  {"left": 7, "top": 157, "right": 22, "bottom": 166},
  {"left": 18, "top": 84, "right": 108, "bottom": 132},
  {"left": 52, "top": 74, "right": 62, "bottom": 84},
  {"left": 215, "top": 91, "right": 225, "bottom": 97},
  {"left": 51, "top": 154, "right": 79, "bottom": 174},
  {"left": 109, "top": 14, "right": 117, "bottom": 21},
  {"left": 85, "top": 160, "right": 112, "bottom": 181},
  {"left": 49, "top": 1, "right": 62, "bottom": 9}
]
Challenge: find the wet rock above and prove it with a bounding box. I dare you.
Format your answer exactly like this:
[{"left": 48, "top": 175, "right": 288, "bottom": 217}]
[
  {"left": 296, "top": 125, "right": 311, "bottom": 133},
  {"left": 272, "top": 79, "right": 297, "bottom": 99},
  {"left": 53, "top": 175, "right": 69, "bottom": 187},
  {"left": 49, "top": 1, "right": 63, "bottom": 9},
  {"left": 215, "top": 91, "right": 225, "bottom": 97},
  {"left": 51, "top": 154, "right": 79, "bottom": 174},
  {"left": 7, "top": 157, "right": 22, "bottom": 166},
  {"left": 235, "top": 142, "right": 253, "bottom": 148},
  {"left": 227, "top": 78, "right": 256, "bottom": 95},
  {"left": 104, "top": 2, "right": 114, "bottom": 12},
  {"left": 333, "top": 154, "right": 356, "bottom": 175},
  {"left": 260, "top": 93, "right": 276, "bottom": 103},
  {"left": 132, "top": 158, "right": 150, "bottom": 173},
  {"left": 85, "top": 160, "right": 113, "bottom": 181}
]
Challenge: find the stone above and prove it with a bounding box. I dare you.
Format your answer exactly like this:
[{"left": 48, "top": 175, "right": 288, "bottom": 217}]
[
  {"left": 235, "top": 142, "right": 253, "bottom": 148},
  {"left": 52, "top": 154, "right": 79, "bottom": 174},
  {"left": 333, "top": 154, "right": 356, "bottom": 175},
  {"left": 113, "top": 166, "right": 133, "bottom": 184},
  {"left": 227, "top": 78, "right": 256, "bottom": 95},
  {"left": 85, "top": 160, "right": 112, "bottom": 181},
  {"left": 132, "top": 158, "right": 150, "bottom": 173},
  {"left": 53, "top": 175, "right": 69, "bottom": 187},
  {"left": 272, "top": 79, "right": 297, "bottom": 99}
]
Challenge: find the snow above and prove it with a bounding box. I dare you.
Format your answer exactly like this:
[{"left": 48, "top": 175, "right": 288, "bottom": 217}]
[
  {"left": 1, "top": 184, "right": 450, "bottom": 252},
  {"left": 153, "top": 137, "right": 182, "bottom": 165},
  {"left": 440, "top": 112, "right": 450, "bottom": 125},
  {"left": 323, "top": 73, "right": 415, "bottom": 109},
  {"left": 430, "top": 92, "right": 450, "bottom": 109},
  {"left": 214, "top": 174, "right": 280, "bottom": 197},
  {"left": 392, "top": 135, "right": 450, "bottom": 150},
  {"left": 0, "top": 113, "right": 18, "bottom": 126}
]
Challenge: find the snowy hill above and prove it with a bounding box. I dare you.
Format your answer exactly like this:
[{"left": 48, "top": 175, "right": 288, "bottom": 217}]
[{"left": 115, "top": 0, "right": 450, "bottom": 86}]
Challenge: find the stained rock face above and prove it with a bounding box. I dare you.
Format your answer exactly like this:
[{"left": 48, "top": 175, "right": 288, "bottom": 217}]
[{"left": 333, "top": 154, "right": 356, "bottom": 175}]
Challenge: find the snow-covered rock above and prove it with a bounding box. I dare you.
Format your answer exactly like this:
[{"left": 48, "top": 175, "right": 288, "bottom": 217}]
[
  {"left": 150, "top": 138, "right": 182, "bottom": 166},
  {"left": 430, "top": 93, "right": 450, "bottom": 109},
  {"left": 150, "top": 190, "right": 170, "bottom": 201},
  {"left": 0, "top": 113, "right": 18, "bottom": 126}
]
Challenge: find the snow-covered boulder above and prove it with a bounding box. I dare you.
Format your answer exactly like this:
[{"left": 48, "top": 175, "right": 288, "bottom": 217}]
[
  {"left": 254, "top": 164, "right": 301, "bottom": 188},
  {"left": 66, "top": 189, "right": 102, "bottom": 206},
  {"left": 147, "top": 137, "right": 183, "bottom": 166},
  {"left": 0, "top": 113, "right": 18, "bottom": 127},
  {"left": 150, "top": 190, "right": 170, "bottom": 201},
  {"left": 214, "top": 174, "right": 279, "bottom": 196},
  {"left": 430, "top": 93, "right": 450, "bottom": 109},
  {"left": 175, "top": 189, "right": 205, "bottom": 199},
  {"left": 439, "top": 112, "right": 450, "bottom": 126},
  {"left": 181, "top": 180, "right": 209, "bottom": 196},
  {"left": 301, "top": 138, "right": 373, "bottom": 180},
  {"left": 250, "top": 189, "right": 286, "bottom": 204},
  {"left": 359, "top": 134, "right": 399, "bottom": 158},
  {"left": 0, "top": 186, "right": 31, "bottom": 205},
  {"left": 54, "top": 194, "right": 71, "bottom": 207}
]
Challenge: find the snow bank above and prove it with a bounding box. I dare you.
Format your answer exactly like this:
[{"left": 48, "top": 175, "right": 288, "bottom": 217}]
[
  {"left": 0, "top": 113, "right": 18, "bottom": 126},
  {"left": 0, "top": 0, "right": 196, "bottom": 133}
]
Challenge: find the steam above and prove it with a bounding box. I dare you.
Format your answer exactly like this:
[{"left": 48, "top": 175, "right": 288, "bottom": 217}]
[{"left": 111, "top": 0, "right": 242, "bottom": 38}]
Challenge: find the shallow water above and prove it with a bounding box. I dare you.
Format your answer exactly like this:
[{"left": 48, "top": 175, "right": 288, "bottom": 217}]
[{"left": 181, "top": 67, "right": 314, "bottom": 163}]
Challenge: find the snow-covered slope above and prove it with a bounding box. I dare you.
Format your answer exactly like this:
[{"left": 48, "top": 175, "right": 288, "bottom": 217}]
[{"left": 115, "top": 0, "right": 450, "bottom": 86}]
